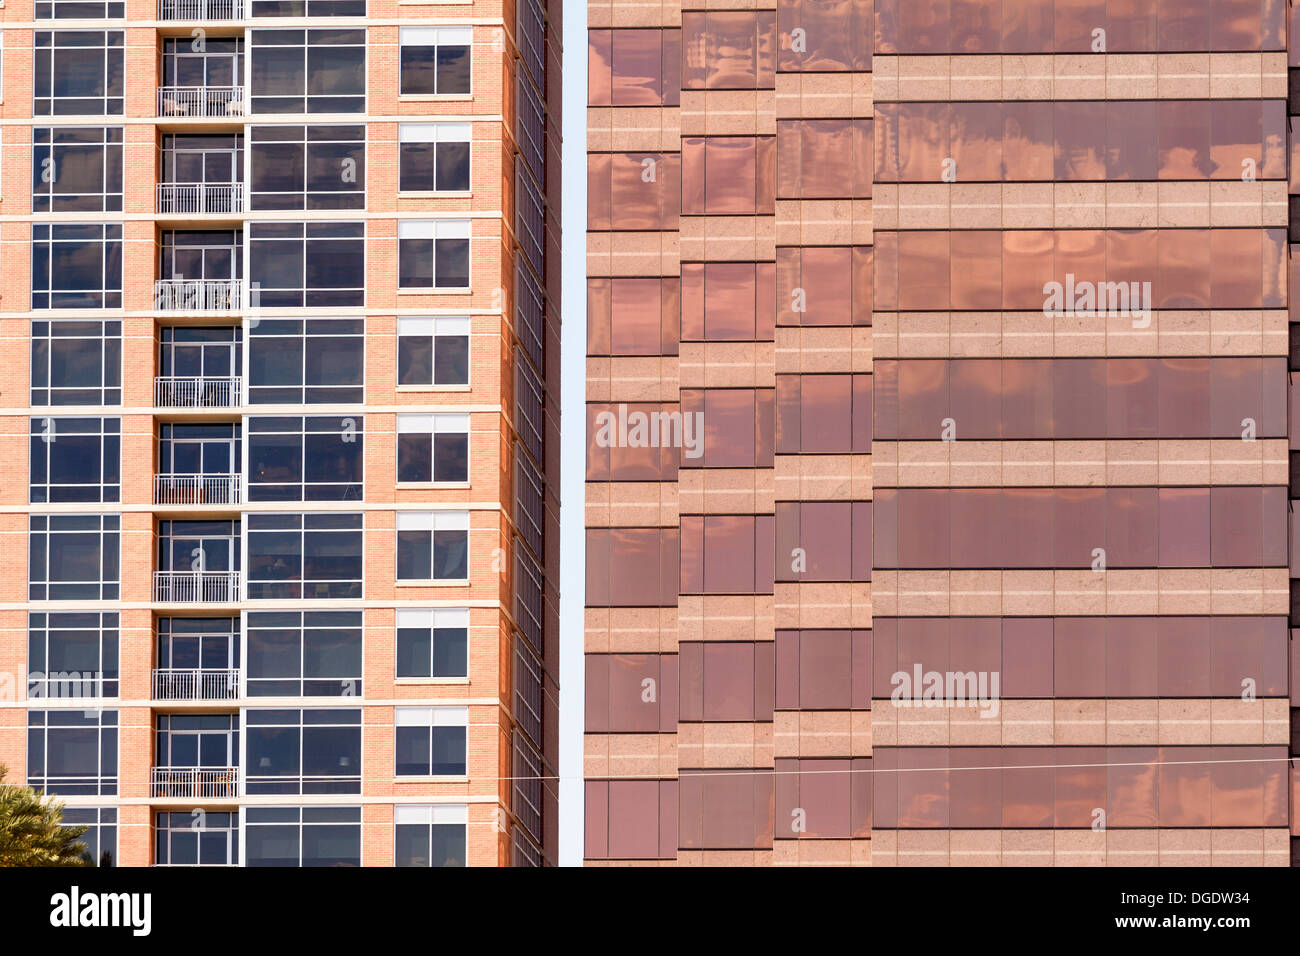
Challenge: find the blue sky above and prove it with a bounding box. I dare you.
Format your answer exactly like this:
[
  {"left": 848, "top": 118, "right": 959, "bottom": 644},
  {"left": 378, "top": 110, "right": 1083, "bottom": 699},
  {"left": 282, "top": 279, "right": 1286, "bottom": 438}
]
[{"left": 557, "top": 0, "right": 586, "bottom": 866}]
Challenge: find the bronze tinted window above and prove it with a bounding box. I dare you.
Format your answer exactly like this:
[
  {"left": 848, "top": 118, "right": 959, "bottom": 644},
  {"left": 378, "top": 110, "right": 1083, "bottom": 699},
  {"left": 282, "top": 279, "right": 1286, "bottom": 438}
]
[
  {"left": 588, "top": 29, "right": 681, "bottom": 106},
  {"left": 586, "top": 276, "right": 680, "bottom": 357},
  {"left": 777, "top": 0, "right": 872, "bottom": 71},
  {"left": 680, "top": 389, "right": 774, "bottom": 468},
  {"left": 680, "top": 514, "right": 776, "bottom": 594},
  {"left": 775, "top": 629, "right": 872, "bottom": 710},
  {"left": 586, "top": 527, "right": 680, "bottom": 606},
  {"left": 681, "top": 11, "right": 776, "bottom": 90},
  {"left": 585, "top": 780, "right": 678, "bottom": 859},
  {"left": 678, "top": 769, "right": 774, "bottom": 849},
  {"left": 776, "top": 246, "right": 872, "bottom": 327},
  {"left": 586, "top": 403, "right": 682, "bottom": 481},
  {"left": 585, "top": 653, "right": 678, "bottom": 732},
  {"left": 681, "top": 261, "right": 776, "bottom": 341},
  {"left": 679, "top": 641, "right": 775, "bottom": 721},
  {"left": 586, "top": 152, "right": 681, "bottom": 230},
  {"left": 776, "top": 119, "right": 872, "bottom": 198},
  {"left": 681, "top": 136, "right": 776, "bottom": 215},
  {"left": 774, "top": 500, "right": 872, "bottom": 581},
  {"left": 775, "top": 757, "right": 872, "bottom": 837},
  {"left": 775, "top": 373, "right": 872, "bottom": 454}
]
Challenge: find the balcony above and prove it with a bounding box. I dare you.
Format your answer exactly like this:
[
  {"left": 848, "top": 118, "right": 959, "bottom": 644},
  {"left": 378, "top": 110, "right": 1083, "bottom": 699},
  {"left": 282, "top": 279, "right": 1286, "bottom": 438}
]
[
  {"left": 154, "top": 376, "right": 242, "bottom": 409},
  {"left": 157, "top": 86, "right": 244, "bottom": 118},
  {"left": 153, "top": 570, "right": 240, "bottom": 603},
  {"left": 157, "top": 182, "right": 245, "bottom": 216},
  {"left": 155, "top": 474, "right": 241, "bottom": 505},
  {"left": 152, "top": 667, "right": 241, "bottom": 701},
  {"left": 150, "top": 767, "right": 239, "bottom": 799},
  {"left": 154, "top": 279, "right": 243, "bottom": 312},
  {"left": 158, "top": 0, "right": 245, "bottom": 19}
]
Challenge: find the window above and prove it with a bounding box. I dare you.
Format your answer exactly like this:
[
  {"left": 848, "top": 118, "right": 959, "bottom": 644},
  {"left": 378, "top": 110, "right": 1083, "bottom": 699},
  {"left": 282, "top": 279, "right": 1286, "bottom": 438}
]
[
  {"left": 155, "top": 714, "right": 238, "bottom": 773},
  {"left": 399, "top": 27, "right": 472, "bottom": 95},
  {"left": 244, "top": 806, "right": 360, "bottom": 867},
  {"left": 248, "top": 416, "right": 363, "bottom": 501},
  {"left": 246, "top": 610, "right": 363, "bottom": 696},
  {"left": 158, "top": 327, "right": 242, "bottom": 397},
  {"left": 588, "top": 28, "right": 682, "bottom": 106},
  {"left": 396, "top": 608, "right": 468, "bottom": 679},
  {"left": 31, "top": 320, "right": 122, "bottom": 407},
  {"left": 775, "top": 374, "right": 872, "bottom": 453},
  {"left": 679, "top": 514, "right": 776, "bottom": 594},
  {"left": 155, "top": 811, "right": 237, "bottom": 867},
  {"left": 774, "top": 629, "right": 872, "bottom": 710},
  {"left": 249, "top": 125, "right": 365, "bottom": 210},
  {"left": 62, "top": 807, "right": 117, "bottom": 867},
  {"left": 397, "top": 220, "right": 470, "bottom": 289},
  {"left": 251, "top": 0, "right": 364, "bottom": 15},
  {"left": 395, "top": 805, "right": 466, "bottom": 866},
  {"left": 29, "top": 417, "right": 120, "bottom": 503},
  {"left": 587, "top": 153, "right": 682, "bottom": 230},
  {"left": 249, "top": 29, "right": 365, "bottom": 114},
  {"left": 248, "top": 318, "right": 364, "bottom": 404},
  {"left": 774, "top": 501, "right": 872, "bottom": 581},
  {"left": 398, "top": 123, "right": 470, "bottom": 192},
  {"left": 585, "top": 527, "right": 680, "bottom": 607},
  {"left": 157, "top": 520, "right": 240, "bottom": 574},
  {"left": 249, "top": 221, "right": 365, "bottom": 307},
  {"left": 156, "top": 617, "right": 239, "bottom": 685},
  {"left": 34, "top": 31, "right": 124, "bottom": 115},
  {"left": 395, "top": 706, "right": 467, "bottom": 776},
  {"left": 29, "top": 514, "right": 119, "bottom": 601},
  {"left": 27, "top": 709, "right": 117, "bottom": 796},
  {"left": 245, "top": 709, "right": 361, "bottom": 794},
  {"left": 680, "top": 136, "right": 776, "bottom": 215},
  {"left": 396, "top": 414, "right": 469, "bottom": 483},
  {"left": 28, "top": 612, "right": 119, "bottom": 699},
  {"left": 158, "top": 423, "right": 241, "bottom": 487},
  {"left": 247, "top": 513, "right": 363, "bottom": 599},
  {"left": 396, "top": 511, "right": 468, "bottom": 582},
  {"left": 587, "top": 277, "right": 680, "bottom": 356},
  {"left": 159, "top": 230, "right": 242, "bottom": 287},
  {"left": 37, "top": 0, "right": 124, "bottom": 16},
  {"left": 160, "top": 134, "right": 244, "bottom": 214},
  {"left": 31, "top": 224, "right": 122, "bottom": 309},
  {"left": 776, "top": 119, "right": 872, "bottom": 198},
  {"left": 397, "top": 316, "right": 469, "bottom": 387},
  {"left": 32, "top": 127, "right": 123, "bottom": 212},
  {"left": 681, "top": 11, "right": 776, "bottom": 90}
]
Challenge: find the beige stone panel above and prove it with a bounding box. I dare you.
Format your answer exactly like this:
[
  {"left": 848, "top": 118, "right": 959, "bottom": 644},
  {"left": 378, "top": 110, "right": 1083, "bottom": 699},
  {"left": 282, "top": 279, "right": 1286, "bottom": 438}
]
[
  {"left": 1000, "top": 312, "right": 1056, "bottom": 356},
  {"left": 867, "top": 829, "right": 898, "bottom": 865},
  {"left": 773, "top": 709, "right": 869, "bottom": 757},
  {"left": 1156, "top": 569, "right": 1214, "bottom": 615},
  {"left": 678, "top": 850, "right": 774, "bottom": 866},
  {"left": 1102, "top": 439, "right": 1159, "bottom": 486},
  {"left": 1053, "top": 441, "right": 1107, "bottom": 486},
  {"left": 583, "top": 732, "right": 678, "bottom": 779},
  {"left": 888, "top": 701, "right": 951, "bottom": 746},
  {"left": 950, "top": 830, "right": 1003, "bottom": 867},
  {"left": 677, "top": 467, "right": 774, "bottom": 515},
  {"left": 678, "top": 595, "right": 775, "bottom": 643},
  {"left": 773, "top": 581, "right": 871, "bottom": 629},
  {"left": 1052, "top": 54, "right": 1106, "bottom": 98},
  {"left": 1054, "top": 829, "right": 1107, "bottom": 866},
  {"left": 588, "top": 106, "right": 681, "bottom": 153},
  {"left": 1209, "top": 52, "right": 1264, "bottom": 98},
  {"left": 1106, "top": 53, "right": 1159, "bottom": 98},
  {"left": 775, "top": 199, "right": 872, "bottom": 245},
  {"left": 892, "top": 829, "right": 952, "bottom": 867},
  {"left": 891, "top": 570, "right": 953, "bottom": 616},
  {"left": 1158, "top": 698, "right": 1212, "bottom": 744},
  {"left": 871, "top": 442, "right": 899, "bottom": 487},
  {"left": 1003, "top": 182, "right": 1055, "bottom": 228},
  {"left": 948, "top": 56, "right": 1001, "bottom": 99},
  {"left": 870, "top": 54, "right": 899, "bottom": 101},
  {"left": 1156, "top": 439, "right": 1212, "bottom": 486},
  {"left": 675, "top": 721, "right": 772, "bottom": 769},
  {"left": 895, "top": 54, "right": 951, "bottom": 100},
  {"left": 585, "top": 607, "right": 679, "bottom": 654},
  {"left": 872, "top": 313, "right": 900, "bottom": 358},
  {"left": 1262, "top": 52, "right": 1288, "bottom": 96},
  {"left": 1159, "top": 828, "right": 1213, "bottom": 866},
  {"left": 587, "top": 230, "right": 680, "bottom": 277},
  {"left": 1105, "top": 181, "right": 1159, "bottom": 228},
  {"left": 896, "top": 441, "right": 954, "bottom": 486},
  {"left": 1209, "top": 180, "right": 1264, "bottom": 228},
  {"left": 774, "top": 326, "right": 871, "bottom": 373},
  {"left": 680, "top": 90, "right": 775, "bottom": 136},
  {"left": 1158, "top": 53, "right": 1212, "bottom": 98},
  {"left": 1212, "top": 309, "right": 1281, "bottom": 356},
  {"left": 1209, "top": 698, "right": 1265, "bottom": 745},
  {"left": 588, "top": 0, "right": 680, "bottom": 27},
  {"left": 1263, "top": 699, "right": 1289, "bottom": 744},
  {"left": 1048, "top": 569, "right": 1108, "bottom": 616},
  {"left": 772, "top": 839, "right": 864, "bottom": 866},
  {"left": 1157, "top": 181, "right": 1212, "bottom": 227},
  {"left": 1211, "top": 568, "right": 1288, "bottom": 614},
  {"left": 585, "top": 481, "right": 680, "bottom": 528},
  {"left": 947, "top": 702, "right": 1003, "bottom": 746},
  {"left": 1055, "top": 699, "right": 1106, "bottom": 745},
  {"left": 1106, "top": 829, "right": 1160, "bottom": 867},
  {"left": 773, "top": 454, "right": 869, "bottom": 502},
  {"left": 902, "top": 312, "right": 959, "bottom": 357},
  {"left": 586, "top": 356, "right": 680, "bottom": 402},
  {"left": 1054, "top": 182, "right": 1106, "bottom": 228},
  {"left": 1210, "top": 829, "right": 1266, "bottom": 866},
  {"left": 871, "top": 183, "right": 900, "bottom": 229},
  {"left": 950, "top": 569, "right": 1010, "bottom": 615},
  {"left": 895, "top": 184, "right": 950, "bottom": 229},
  {"left": 1000, "top": 55, "right": 1054, "bottom": 100},
  {"left": 1000, "top": 441, "right": 1054, "bottom": 486},
  {"left": 869, "top": 696, "right": 898, "bottom": 747},
  {"left": 774, "top": 72, "right": 873, "bottom": 119},
  {"left": 680, "top": 214, "right": 774, "bottom": 262},
  {"left": 1208, "top": 438, "right": 1286, "bottom": 487},
  {"left": 1001, "top": 830, "right": 1054, "bottom": 867},
  {"left": 947, "top": 184, "right": 1003, "bottom": 229},
  {"left": 1106, "top": 699, "right": 1159, "bottom": 745},
  {"left": 679, "top": 340, "right": 774, "bottom": 388},
  {"left": 1264, "top": 828, "right": 1291, "bottom": 865},
  {"left": 1001, "top": 698, "right": 1054, "bottom": 745}
]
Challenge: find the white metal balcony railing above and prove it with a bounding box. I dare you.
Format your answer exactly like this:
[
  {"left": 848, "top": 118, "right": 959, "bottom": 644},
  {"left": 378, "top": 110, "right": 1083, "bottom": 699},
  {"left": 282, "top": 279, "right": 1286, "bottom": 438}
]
[
  {"left": 157, "top": 86, "right": 244, "bottom": 118},
  {"left": 150, "top": 767, "right": 240, "bottom": 799},
  {"left": 157, "top": 182, "right": 246, "bottom": 215},
  {"left": 154, "top": 278, "right": 244, "bottom": 312},
  {"left": 154, "top": 376, "right": 242, "bottom": 408},
  {"left": 152, "top": 668, "right": 241, "bottom": 701},
  {"left": 154, "top": 473, "right": 241, "bottom": 505},
  {"left": 153, "top": 571, "right": 240, "bottom": 603},
  {"left": 157, "top": 0, "right": 245, "bottom": 19}
]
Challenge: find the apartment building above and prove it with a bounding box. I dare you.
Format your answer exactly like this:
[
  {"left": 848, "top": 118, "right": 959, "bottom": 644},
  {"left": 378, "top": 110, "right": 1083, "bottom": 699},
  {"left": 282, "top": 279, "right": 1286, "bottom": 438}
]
[
  {"left": 0, "top": 0, "right": 561, "bottom": 866},
  {"left": 586, "top": 0, "right": 1296, "bottom": 865}
]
